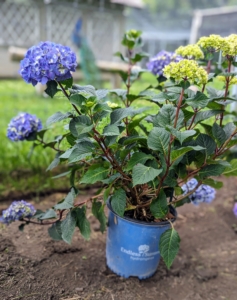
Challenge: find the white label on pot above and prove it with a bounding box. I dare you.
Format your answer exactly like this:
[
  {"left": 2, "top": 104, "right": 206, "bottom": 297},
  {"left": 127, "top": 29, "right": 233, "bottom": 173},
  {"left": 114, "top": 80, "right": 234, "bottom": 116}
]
[{"left": 121, "top": 245, "right": 159, "bottom": 261}]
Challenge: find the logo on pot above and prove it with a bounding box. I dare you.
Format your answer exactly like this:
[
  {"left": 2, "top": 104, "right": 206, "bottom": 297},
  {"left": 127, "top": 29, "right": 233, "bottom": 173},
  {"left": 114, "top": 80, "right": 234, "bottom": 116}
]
[
  {"left": 138, "top": 245, "right": 149, "bottom": 254},
  {"left": 121, "top": 245, "right": 159, "bottom": 261}
]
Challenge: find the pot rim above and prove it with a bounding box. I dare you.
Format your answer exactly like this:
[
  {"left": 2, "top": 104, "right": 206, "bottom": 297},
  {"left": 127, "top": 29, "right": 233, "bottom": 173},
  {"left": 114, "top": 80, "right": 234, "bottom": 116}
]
[{"left": 107, "top": 199, "right": 177, "bottom": 227}]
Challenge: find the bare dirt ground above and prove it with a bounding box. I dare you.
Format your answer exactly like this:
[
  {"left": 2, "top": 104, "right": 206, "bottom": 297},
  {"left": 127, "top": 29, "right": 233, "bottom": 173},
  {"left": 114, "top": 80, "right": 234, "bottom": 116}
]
[{"left": 0, "top": 177, "right": 237, "bottom": 300}]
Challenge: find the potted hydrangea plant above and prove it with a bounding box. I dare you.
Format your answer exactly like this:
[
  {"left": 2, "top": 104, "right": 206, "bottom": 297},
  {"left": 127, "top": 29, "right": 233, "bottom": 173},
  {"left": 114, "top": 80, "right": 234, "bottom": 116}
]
[{"left": 2, "top": 31, "right": 237, "bottom": 279}]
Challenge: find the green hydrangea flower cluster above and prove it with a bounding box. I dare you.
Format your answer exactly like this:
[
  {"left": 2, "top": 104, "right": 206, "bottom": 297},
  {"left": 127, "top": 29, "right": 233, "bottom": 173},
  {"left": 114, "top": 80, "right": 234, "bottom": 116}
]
[
  {"left": 217, "top": 75, "right": 237, "bottom": 85},
  {"left": 197, "top": 34, "right": 224, "bottom": 52},
  {"left": 175, "top": 44, "right": 204, "bottom": 59},
  {"left": 163, "top": 59, "right": 208, "bottom": 85},
  {"left": 221, "top": 34, "right": 237, "bottom": 57}
]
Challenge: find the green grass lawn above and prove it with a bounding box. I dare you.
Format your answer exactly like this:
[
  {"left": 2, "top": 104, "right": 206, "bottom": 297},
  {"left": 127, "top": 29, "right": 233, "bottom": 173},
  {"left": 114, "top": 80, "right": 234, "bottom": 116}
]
[{"left": 0, "top": 80, "right": 73, "bottom": 197}]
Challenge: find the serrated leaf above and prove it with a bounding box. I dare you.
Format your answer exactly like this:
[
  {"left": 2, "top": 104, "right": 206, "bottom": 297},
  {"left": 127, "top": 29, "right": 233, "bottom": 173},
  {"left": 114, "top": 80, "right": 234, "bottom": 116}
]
[
  {"left": 45, "top": 80, "right": 58, "bottom": 98},
  {"left": 223, "top": 159, "right": 237, "bottom": 176},
  {"left": 150, "top": 190, "right": 168, "bottom": 218},
  {"left": 46, "top": 152, "right": 61, "bottom": 171},
  {"left": 110, "top": 107, "right": 149, "bottom": 124},
  {"left": 61, "top": 210, "right": 77, "bottom": 244},
  {"left": 212, "top": 123, "right": 227, "bottom": 146},
  {"left": 223, "top": 122, "right": 236, "bottom": 139},
  {"left": 95, "top": 89, "right": 108, "bottom": 99},
  {"left": 196, "top": 134, "right": 216, "bottom": 156},
  {"left": 70, "top": 93, "right": 87, "bottom": 106},
  {"left": 111, "top": 188, "right": 126, "bottom": 217},
  {"left": 101, "top": 173, "right": 121, "bottom": 184},
  {"left": 132, "top": 164, "right": 163, "bottom": 186},
  {"left": 103, "top": 124, "right": 120, "bottom": 136},
  {"left": 153, "top": 105, "right": 184, "bottom": 129},
  {"left": 199, "top": 164, "right": 226, "bottom": 179},
  {"left": 103, "top": 186, "right": 112, "bottom": 203},
  {"left": 48, "top": 221, "right": 62, "bottom": 241},
  {"left": 110, "top": 89, "right": 127, "bottom": 100},
  {"left": 39, "top": 209, "right": 57, "bottom": 220},
  {"left": 186, "top": 92, "right": 209, "bottom": 108},
  {"left": 189, "top": 110, "right": 222, "bottom": 125},
  {"left": 46, "top": 111, "right": 72, "bottom": 127},
  {"left": 92, "top": 201, "right": 107, "bottom": 233},
  {"left": 75, "top": 206, "right": 91, "bottom": 240},
  {"left": 147, "top": 127, "right": 170, "bottom": 155},
  {"left": 182, "top": 109, "right": 194, "bottom": 121},
  {"left": 60, "top": 77, "right": 73, "bottom": 89},
  {"left": 65, "top": 141, "right": 93, "bottom": 163},
  {"left": 125, "top": 152, "right": 154, "bottom": 171},
  {"left": 171, "top": 146, "right": 204, "bottom": 163},
  {"left": 159, "top": 228, "right": 180, "bottom": 269},
  {"left": 80, "top": 165, "right": 110, "bottom": 184},
  {"left": 69, "top": 116, "right": 93, "bottom": 137},
  {"left": 168, "top": 128, "right": 196, "bottom": 145},
  {"left": 54, "top": 189, "right": 76, "bottom": 210}
]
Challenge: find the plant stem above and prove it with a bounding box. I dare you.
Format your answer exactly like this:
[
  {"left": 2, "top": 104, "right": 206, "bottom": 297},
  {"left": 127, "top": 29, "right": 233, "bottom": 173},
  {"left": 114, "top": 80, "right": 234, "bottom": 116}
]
[
  {"left": 219, "top": 60, "right": 231, "bottom": 127},
  {"left": 174, "top": 88, "right": 184, "bottom": 128},
  {"left": 57, "top": 81, "right": 81, "bottom": 116}
]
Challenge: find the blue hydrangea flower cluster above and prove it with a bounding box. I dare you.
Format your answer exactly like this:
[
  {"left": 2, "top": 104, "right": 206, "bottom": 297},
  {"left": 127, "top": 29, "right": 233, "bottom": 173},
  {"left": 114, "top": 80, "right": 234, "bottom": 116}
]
[
  {"left": 0, "top": 200, "right": 36, "bottom": 225},
  {"left": 147, "top": 50, "right": 183, "bottom": 76},
  {"left": 19, "top": 41, "right": 77, "bottom": 86},
  {"left": 233, "top": 203, "right": 237, "bottom": 217},
  {"left": 7, "top": 112, "right": 42, "bottom": 141},
  {"left": 182, "top": 178, "right": 216, "bottom": 205}
]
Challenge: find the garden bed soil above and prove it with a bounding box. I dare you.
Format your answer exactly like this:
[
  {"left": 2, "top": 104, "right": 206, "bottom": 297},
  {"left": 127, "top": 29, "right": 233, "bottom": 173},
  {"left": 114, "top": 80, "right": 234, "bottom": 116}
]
[{"left": 0, "top": 177, "right": 237, "bottom": 300}]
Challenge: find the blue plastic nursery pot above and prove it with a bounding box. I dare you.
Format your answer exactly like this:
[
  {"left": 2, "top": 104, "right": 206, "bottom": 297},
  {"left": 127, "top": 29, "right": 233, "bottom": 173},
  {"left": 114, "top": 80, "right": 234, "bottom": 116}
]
[{"left": 106, "top": 201, "right": 177, "bottom": 279}]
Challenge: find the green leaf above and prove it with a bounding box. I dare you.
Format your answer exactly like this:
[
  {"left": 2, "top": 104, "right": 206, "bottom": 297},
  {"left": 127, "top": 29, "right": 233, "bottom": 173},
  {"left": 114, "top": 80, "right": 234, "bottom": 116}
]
[
  {"left": 153, "top": 105, "right": 184, "bottom": 129},
  {"left": 196, "top": 134, "right": 216, "bottom": 156},
  {"left": 212, "top": 123, "right": 227, "bottom": 146},
  {"left": 110, "top": 89, "right": 127, "bottom": 100},
  {"left": 92, "top": 201, "right": 107, "bottom": 233},
  {"left": 223, "top": 159, "right": 237, "bottom": 176},
  {"left": 189, "top": 110, "right": 222, "bottom": 125},
  {"left": 101, "top": 173, "right": 121, "bottom": 184},
  {"left": 202, "top": 178, "right": 223, "bottom": 189},
  {"left": 69, "top": 116, "right": 93, "bottom": 137},
  {"left": 46, "top": 152, "right": 61, "bottom": 171},
  {"left": 80, "top": 165, "right": 110, "bottom": 184},
  {"left": 223, "top": 122, "right": 236, "bottom": 139},
  {"left": 61, "top": 210, "right": 77, "bottom": 244},
  {"left": 111, "top": 188, "right": 126, "bottom": 217},
  {"left": 171, "top": 146, "right": 205, "bottom": 163},
  {"left": 159, "top": 228, "right": 180, "bottom": 269},
  {"left": 150, "top": 190, "right": 168, "bottom": 218},
  {"left": 168, "top": 128, "right": 196, "bottom": 145},
  {"left": 131, "top": 52, "right": 149, "bottom": 63},
  {"left": 39, "top": 209, "right": 57, "bottom": 220},
  {"left": 125, "top": 152, "right": 154, "bottom": 171},
  {"left": 60, "top": 77, "right": 73, "bottom": 89},
  {"left": 70, "top": 93, "right": 87, "bottom": 107},
  {"left": 185, "top": 92, "right": 209, "bottom": 108},
  {"left": 132, "top": 164, "right": 163, "bottom": 186},
  {"left": 110, "top": 107, "right": 149, "bottom": 124},
  {"left": 65, "top": 141, "right": 93, "bottom": 163},
  {"left": 48, "top": 221, "right": 62, "bottom": 241},
  {"left": 103, "top": 125, "right": 120, "bottom": 136},
  {"left": 147, "top": 127, "right": 170, "bottom": 155},
  {"left": 103, "top": 186, "right": 112, "bottom": 203},
  {"left": 199, "top": 164, "right": 226, "bottom": 179},
  {"left": 45, "top": 80, "right": 59, "bottom": 98},
  {"left": 75, "top": 206, "right": 91, "bottom": 240},
  {"left": 46, "top": 111, "right": 72, "bottom": 127},
  {"left": 182, "top": 109, "right": 194, "bottom": 121},
  {"left": 54, "top": 188, "right": 76, "bottom": 210},
  {"left": 95, "top": 89, "right": 108, "bottom": 100}
]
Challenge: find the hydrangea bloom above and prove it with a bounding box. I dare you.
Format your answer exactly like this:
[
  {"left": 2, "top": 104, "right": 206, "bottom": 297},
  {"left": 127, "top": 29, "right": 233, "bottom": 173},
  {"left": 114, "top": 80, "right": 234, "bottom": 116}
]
[
  {"left": 19, "top": 41, "right": 77, "bottom": 86},
  {"left": 233, "top": 203, "right": 237, "bottom": 217},
  {"left": 163, "top": 59, "right": 208, "bottom": 85},
  {"left": 146, "top": 50, "right": 183, "bottom": 76},
  {"left": 175, "top": 44, "right": 204, "bottom": 60},
  {"left": 197, "top": 34, "right": 224, "bottom": 52},
  {"left": 182, "top": 178, "right": 216, "bottom": 206},
  {"left": 0, "top": 200, "right": 36, "bottom": 225},
  {"left": 7, "top": 112, "right": 42, "bottom": 141}
]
